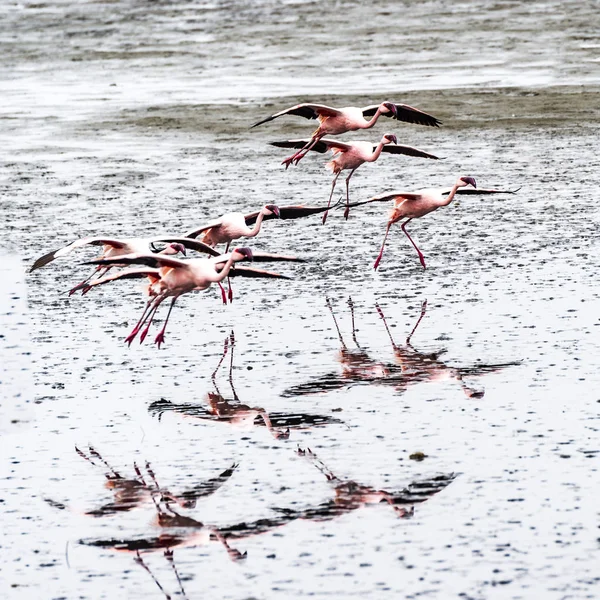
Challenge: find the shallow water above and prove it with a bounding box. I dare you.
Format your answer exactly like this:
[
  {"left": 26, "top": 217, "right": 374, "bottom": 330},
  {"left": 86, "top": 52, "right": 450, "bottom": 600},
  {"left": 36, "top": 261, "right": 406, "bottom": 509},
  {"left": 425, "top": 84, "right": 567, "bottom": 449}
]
[{"left": 1, "top": 1, "right": 600, "bottom": 599}]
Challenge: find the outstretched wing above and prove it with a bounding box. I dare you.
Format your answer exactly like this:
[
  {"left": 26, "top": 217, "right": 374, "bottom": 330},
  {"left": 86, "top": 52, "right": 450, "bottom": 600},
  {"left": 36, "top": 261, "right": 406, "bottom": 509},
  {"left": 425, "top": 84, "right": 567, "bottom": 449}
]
[
  {"left": 346, "top": 191, "right": 426, "bottom": 209},
  {"left": 154, "top": 237, "right": 220, "bottom": 256},
  {"left": 444, "top": 187, "right": 522, "bottom": 196},
  {"left": 379, "top": 144, "right": 440, "bottom": 159},
  {"left": 182, "top": 219, "right": 224, "bottom": 240},
  {"left": 70, "top": 268, "right": 160, "bottom": 295},
  {"left": 251, "top": 103, "right": 342, "bottom": 128},
  {"left": 250, "top": 252, "right": 305, "bottom": 262},
  {"left": 175, "top": 463, "right": 239, "bottom": 503},
  {"left": 362, "top": 103, "right": 442, "bottom": 127},
  {"left": 245, "top": 204, "right": 333, "bottom": 225},
  {"left": 228, "top": 266, "right": 292, "bottom": 279},
  {"left": 29, "top": 237, "right": 128, "bottom": 272},
  {"left": 270, "top": 138, "right": 352, "bottom": 153},
  {"left": 84, "top": 253, "right": 188, "bottom": 269}
]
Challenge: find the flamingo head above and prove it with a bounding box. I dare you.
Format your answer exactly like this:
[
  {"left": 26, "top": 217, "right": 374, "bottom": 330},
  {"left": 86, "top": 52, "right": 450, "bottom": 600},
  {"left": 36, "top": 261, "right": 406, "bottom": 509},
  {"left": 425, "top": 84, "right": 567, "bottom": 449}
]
[
  {"left": 383, "top": 133, "right": 398, "bottom": 145},
  {"left": 459, "top": 176, "right": 477, "bottom": 188},
  {"left": 150, "top": 242, "right": 187, "bottom": 256},
  {"left": 233, "top": 247, "right": 253, "bottom": 262},
  {"left": 168, "top": 242, "right": 187, "bottom": 256},
  {"left": 264, "top": 204, "right": 281, "bottom": 218},
  {"left": 382, "top": 102, "right": 398, "bottom": 118}
]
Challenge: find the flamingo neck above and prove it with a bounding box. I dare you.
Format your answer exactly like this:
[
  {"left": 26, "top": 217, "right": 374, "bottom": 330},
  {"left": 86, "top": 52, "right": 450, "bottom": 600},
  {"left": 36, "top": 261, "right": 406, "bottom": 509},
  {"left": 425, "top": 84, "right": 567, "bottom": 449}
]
[
  {"left": 440, "top": 182, "right": 465, "bottom": 207},
  {"left": 210, "top": 253, "right": 240, "bottom": 283},
  {"left": 245, "top": 210, "right": 266, "bottom": 238},
  {"left": 359, "top": 105, "right": 384, "bottom": 129},
  {"left": 366, "top": 140, "right": 387, "bottom": 162}
]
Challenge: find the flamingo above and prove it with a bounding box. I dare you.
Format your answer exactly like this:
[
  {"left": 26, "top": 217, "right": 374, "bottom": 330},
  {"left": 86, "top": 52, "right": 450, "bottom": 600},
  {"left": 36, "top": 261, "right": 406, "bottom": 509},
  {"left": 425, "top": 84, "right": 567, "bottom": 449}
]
[
  {"left": 28, "top": 235, "right": 217, "bottom": 295},
  {"left": 270, "top": 134, "right": 439, "bottom": 223},
  {"left": 348, "top": 176, "right": 519, "bottom": 269},
  {"left": 183, "top": 203, "right": 329, "bottom": 300},
  {"left": 85, "top": 249, "right": 295, "bottom": 348},
  {"left": 251, "top": 101, "right": 441, "bottom": 167}
]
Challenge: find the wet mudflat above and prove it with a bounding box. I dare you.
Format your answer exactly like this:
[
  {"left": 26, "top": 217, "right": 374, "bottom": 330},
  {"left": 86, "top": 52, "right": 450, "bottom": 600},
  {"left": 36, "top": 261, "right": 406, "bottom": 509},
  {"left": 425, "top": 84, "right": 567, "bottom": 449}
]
[{"left": 1, "top": 1, "right": 600, "bottom": 599}]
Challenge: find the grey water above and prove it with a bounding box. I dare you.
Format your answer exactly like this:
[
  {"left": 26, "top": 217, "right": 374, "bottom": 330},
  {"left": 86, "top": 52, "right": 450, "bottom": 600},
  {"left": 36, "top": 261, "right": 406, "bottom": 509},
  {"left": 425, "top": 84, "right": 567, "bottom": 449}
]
[{"left": 1, "top": 1, "right": 599, "bottom": 598}]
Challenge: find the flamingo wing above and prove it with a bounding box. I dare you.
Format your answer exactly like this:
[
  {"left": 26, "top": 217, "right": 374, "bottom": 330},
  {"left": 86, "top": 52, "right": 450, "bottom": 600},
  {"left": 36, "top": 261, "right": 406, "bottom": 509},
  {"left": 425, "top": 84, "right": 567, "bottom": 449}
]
[
  {"left": 176, "top": 463, "right": 239, "bottom": 502},
  {"left": 251, "top": 103, "right": 342, "bottom": 128},
  {"left": 227, "top": 266, "right": 292, "bottom": 280},
  {"left": 154, "top": 237, "right": 221, "bottom": 256},
  {"left": 345, "top": 191, "right": 426, "bottom": 209},
  {"left": 84, "top": 253, "right": 189, "bottom": 269},
  {"left": 70, "top": 268, "right": 160, "bottom": 294},
  {"left": 362, "top": 103, "right": 442, "bottom": 127},
  {"left": 250, "top": 252, "right": 305, "bottom": 262},
  {"left": 245, "top": 204, "right": 332, "bottom": 225},
  {"left": 270, "top": 139, "right": 352, "bottom": 154},
  {"left": 29, "top": 237, "right": 129, "bottom": 272},
  {"left": 380, "top": 144, "right": 440, "bottom": 159},
  {"left": 182, "top": 220, "right": 223, "bottom": 239},
  {"left": 444, "top": 187, "right": 522, "bottom": 196}
]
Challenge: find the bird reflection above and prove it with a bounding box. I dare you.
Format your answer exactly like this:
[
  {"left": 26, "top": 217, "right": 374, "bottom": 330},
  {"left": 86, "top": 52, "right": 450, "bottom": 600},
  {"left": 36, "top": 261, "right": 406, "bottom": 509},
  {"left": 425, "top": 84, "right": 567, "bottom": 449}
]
[
  {"left": 217, "top": 447, "right": 455, "bottom": 540},
  {"left": 282, "top": 297, "right": 521, "bottom": 398},
  {"left": 148, "top": 331, "right": 344, "bottom": 438},
  {"left": 74, "top": 445, "right": 238, "bottom": 515}
]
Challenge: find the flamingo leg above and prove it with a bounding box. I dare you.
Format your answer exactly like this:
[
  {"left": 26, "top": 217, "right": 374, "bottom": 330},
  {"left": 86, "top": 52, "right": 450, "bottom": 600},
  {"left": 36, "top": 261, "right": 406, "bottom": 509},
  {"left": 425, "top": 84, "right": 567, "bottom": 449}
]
[
  {"left": 227, "top": 276, "right": 234, "bottom": 303},
  {"left": 322, "top": 171, "right": 341, "bottom": 225},
  {"left": 343, "top": 169, "right": 357, "bottom": 220},
  {"left": 154, "top": 296, "right": 178, "bottom": 349},
  {"left": 125, "top": 297, "right": 155, "bottom": 346},
  {"left": 282, "top": 134, "right": 320, "bottom": 168},
  {"left": 401, "top": 218, "right": 426, "bottom": 269},
  {"left": 373, "top": 222, "right": 392, "bottom": 270},
  {"left": 139, "top": 297, "right": 165, "bottom": 344}
]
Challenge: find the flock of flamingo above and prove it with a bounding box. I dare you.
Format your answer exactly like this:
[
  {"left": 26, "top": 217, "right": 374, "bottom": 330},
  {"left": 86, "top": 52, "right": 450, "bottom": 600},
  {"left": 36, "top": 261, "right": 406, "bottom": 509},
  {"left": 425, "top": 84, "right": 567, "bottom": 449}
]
[
  {"left": 29, "top": 99, "right": 518, "bottom": 348},
  {"left": 34, "top": 99, "right": 521, "bottom": 595}
]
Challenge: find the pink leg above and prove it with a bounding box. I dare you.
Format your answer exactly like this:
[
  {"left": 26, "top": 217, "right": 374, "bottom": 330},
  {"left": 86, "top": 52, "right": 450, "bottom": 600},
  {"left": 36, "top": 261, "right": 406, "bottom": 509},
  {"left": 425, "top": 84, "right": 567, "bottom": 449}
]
[
  {"left": 401, "top": 219, "right": 426, "bottom": 269},
  {"left": 322, "top": 172, "right": 341, "bottom": 225},
  {"left": 218, "top": 282, "right": 228, "bottom": 305},
  {"left": 125, "top": 298, "right": 155, "bottom": 346},
  {"left": 373, "top": 222, "right": 392, "bottom": 270},
  {"left": 406, "top": 299, "right": 428, "bottom": 345},
  {"left": 227, "top": 276, "right": 233, "bottom": 303},
  {"left": 139, "top": 298, "right": 164, "bottom": 344},
  {"left": 154, "top": 297, "right": 178, "bottom": 349},
  {"left": 282, "top": 136, "right": 320, "bottom": 169},
  {"left": 212, "top": 333, "right": 230, "bottom": 380},
  {"left": 68, "top": 266, "right": 109, "bottom": 296},
  {"left": 343, "top": 169, "right": 356, "bottom": 220}
]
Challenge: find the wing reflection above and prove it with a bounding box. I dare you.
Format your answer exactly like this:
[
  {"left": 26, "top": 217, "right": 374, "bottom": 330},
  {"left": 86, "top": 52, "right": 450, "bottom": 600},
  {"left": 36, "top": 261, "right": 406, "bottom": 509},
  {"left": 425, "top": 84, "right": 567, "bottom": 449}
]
[
  {"left": 73, "top": 445, "right": 238, "bottom": 515},
  {"left": 149, "top": 331, "right": 344, "bottom": 438},
  {"left": 282, "top": 298, "right": 521, "bottom": 398},
  {"left": 218, "top": 447, "right": 455, "bottom": 540}
]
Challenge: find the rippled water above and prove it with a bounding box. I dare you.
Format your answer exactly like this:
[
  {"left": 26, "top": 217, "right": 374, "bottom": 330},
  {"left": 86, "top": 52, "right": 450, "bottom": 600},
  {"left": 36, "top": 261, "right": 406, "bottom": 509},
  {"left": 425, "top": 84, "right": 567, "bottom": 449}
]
[{"left": 1, "top": 1, "right": 600, "bottom": 599}]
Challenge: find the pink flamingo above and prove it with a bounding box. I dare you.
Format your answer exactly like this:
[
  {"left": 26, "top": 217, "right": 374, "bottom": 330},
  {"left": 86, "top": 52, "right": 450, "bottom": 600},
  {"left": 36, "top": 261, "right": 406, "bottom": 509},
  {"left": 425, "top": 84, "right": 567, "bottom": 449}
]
[
  {"left": 270, "top": 134, "right": 439, "bottom": 223},
  {"left": 357, "top": 176, "right": 519, "bottom": 270},
  {"left": 28, "top": 235, "right": 216, "bottom": 295},
  {"left": 87, "top": 248, "right": 254, "bottom": 348},
  {"left": 85, "top": 249, "right": 295, "bottom": 348},
  {"left": 251, "top": 101, "right": 441, "bottom": 167}
]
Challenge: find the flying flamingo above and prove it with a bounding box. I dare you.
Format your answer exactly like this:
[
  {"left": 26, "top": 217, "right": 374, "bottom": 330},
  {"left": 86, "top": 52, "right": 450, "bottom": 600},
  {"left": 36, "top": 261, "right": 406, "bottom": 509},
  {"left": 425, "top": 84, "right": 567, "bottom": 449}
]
[
  {"left": 28, "top": 235, "right": 217, "bottom": 295},
  {"left": 270, "top": 134, "right": 439, "bottom": 223},
  {"left": 251, "top": 101, "right": 441, "bottom": 167},
  {"left": 183, "top": 203, "right": 329, "bottom": 300},
  {"left": 85, "top": 249, "right": 295, "bottom": 348},
  {"left": 85, "top": 248, "right": 253, "bottom": 348},
  {"left": 348, "top": 176, "right": 519, "bottom": 269}
]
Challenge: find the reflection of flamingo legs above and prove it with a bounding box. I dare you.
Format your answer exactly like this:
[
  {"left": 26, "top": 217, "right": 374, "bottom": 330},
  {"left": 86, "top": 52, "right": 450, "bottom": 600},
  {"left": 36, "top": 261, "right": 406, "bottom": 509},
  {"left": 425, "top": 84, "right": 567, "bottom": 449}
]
[
  {"left": 326, "top": 297, "right": 347, "bottom": 349},
  {"left": 134, "top": 551, "right": 173, "bottom": 600},
  {"left": 164, "top": 549, "right": 187, "bottom": 599},
  {"left": 376, "top": 299, "right": 428, "bottom": 348},
  {"left": 76, "top": 445, "right": 123, "bottom": 480},
  {"left": 347, "top": 296, "right": 362, "bottom": 347}
]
